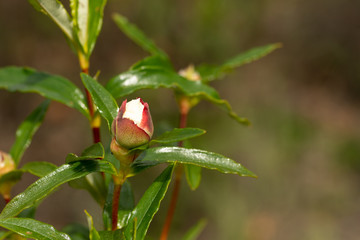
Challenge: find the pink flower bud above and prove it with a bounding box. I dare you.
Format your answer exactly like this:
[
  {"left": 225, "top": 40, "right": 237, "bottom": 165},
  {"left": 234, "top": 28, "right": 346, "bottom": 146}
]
[{"left": 111, "top": 98, "right": 154, "bottom": 149}]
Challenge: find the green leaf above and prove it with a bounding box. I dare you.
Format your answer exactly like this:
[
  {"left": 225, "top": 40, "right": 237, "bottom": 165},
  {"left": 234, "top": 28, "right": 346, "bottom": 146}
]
[
  {"left": 185, "top": 165, "right": 202, "bottom": 191},
  {"left": 124, "top": 165, "right": 174, "bottom": 240},
  {"left": 0, "top": 67, "right": 88, "bottom": 117},
  {"left": 113, "top": 14, "right": 167, "bottom": 59},
  {"left": 131, "top": 56, "right": 173, "bottom": 71},
  {"left": 69, "top": 172, "right": 106, "bottom": 205},
  {"left": 150, "top": 128, "right": 206, "bottom": 145},
  {"left": 70, "top": 0, "right": 107, "bottom": 58},
  {"left": 0, "top": 160, "right": 116, "bottom": 219},
  {"left": 10, "top": 100, "right": 50, "bottom": 165},
  {"left": 62, "top": 223, "right": 89, "bottom": 240},
  {"left": 103, "top": 180, "right": 134, "bottom": 230},
  {"left": 131, "top": 147, "right": 256, "bottom": 177},
  {"left": 197, "top": 43, "right": 282, "bottom": 82},
  {"left": 0, "top": 217, "right": 70, "bottom": 240},
  {"left": 66, "top": 142, "right": 105, "bottom": 162},
  {"left": 28, "top": 0, "right": 73, "bottom": 42},
  {"left": 18, "top": 206, "right": 37, "bottom": 219},
  {"left": 81, "top": 142, "right": 105, "bottom": 158},
  {"left": 21, "top": 161, "right": 58, "bottom": 178},
  {"left": 85, "top": 211, "right": 100, "bottom": 240},
  {"left": 181, "top": 219, "right": 207, "bottom": 240},
  {"left": 106, "top": 63, "right": 249, "bottom": 125},
  {"left": 98, "top": 230, "right": 125, "bottom": 240},
  {"left": 0, "top": 231, "right": 11, "bottom": 240},
  {"left": 81, "top": 73, "right": 118, "bottom": 129},
  {"left": 118, "top": 181, "right": 135, "bottom": 229}
]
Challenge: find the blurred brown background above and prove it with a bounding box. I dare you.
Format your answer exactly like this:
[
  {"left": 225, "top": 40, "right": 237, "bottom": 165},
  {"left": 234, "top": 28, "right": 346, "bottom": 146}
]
[{"left": 1, "top": 0, "right": 360, "bottom": 239}]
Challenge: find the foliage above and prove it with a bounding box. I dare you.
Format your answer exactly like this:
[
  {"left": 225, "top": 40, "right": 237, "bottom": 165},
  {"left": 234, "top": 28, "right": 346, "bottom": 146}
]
[{"left": 0, "top": 1, "right": 278, "bottom": 239}]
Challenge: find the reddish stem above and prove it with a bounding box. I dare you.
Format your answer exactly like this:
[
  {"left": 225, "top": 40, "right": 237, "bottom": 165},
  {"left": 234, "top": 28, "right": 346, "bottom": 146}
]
[
  {"left": 160, "top": 109, "right": 188, "bottom": 240},
  {"left": 92, "top": 127, "right": 101, "bottom": 143},
  {"left": 160, "top": 169, "right": 182, "bottom": 240},
  {"left": 112, "top": 183, "right": 122, "bottom": 230},
  {"left": 82, "top": 67, "right": 101, "bottom": 144},
  {"left": 4, "top": 196, "right": 10, "bottom": 205}
]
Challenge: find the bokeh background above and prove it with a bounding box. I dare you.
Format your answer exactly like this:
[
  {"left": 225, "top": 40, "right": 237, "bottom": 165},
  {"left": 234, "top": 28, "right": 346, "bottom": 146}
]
[{"left": 1, "top": 0, "right": 360, "bottom": 239}]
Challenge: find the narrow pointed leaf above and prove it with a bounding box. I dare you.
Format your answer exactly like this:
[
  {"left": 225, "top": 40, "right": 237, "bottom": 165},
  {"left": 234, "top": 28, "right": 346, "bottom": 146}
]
[
  {"left": 181, "top": 219, "right": 207, "bottom": 240},
  {"left": 28, "top": 0, "right": 73, "bottom": 42},
  {"left": 21, "top": 161, "right": 57, "bottom": 178},
  {"left": 0, "top": 67, "right": 88, "bottom": 117},
  {"left": 185, "top": 165, "right": 202, "bottom": 190},
  {"left": 0, "top": 217, "right": 70, "bottom": 240},
  {"left": 150, "top": 128, "right": 206, "bottom": 145},
  {"left": 10, "top": 100, "right": 50, "bottom": 165},
  {"left": 85, "top": 211, "right": 101, "bottom": 240},
  {"left": 131, "top": 147, "right": 256, "bottom": 177},
  {"left": 124, "top": 165, "right": 174, "bottom": 239},
  {"left": 197, "top": 43, "right": 282, "bottom": 82},
  {"left": 71, "top": 0, "right": 107, "bottom": 58},
  {"left": 106, "top": 64, "right": 249, "bottom": 125},
  {"left": 66, "top": 142, "right": 105, "bottom": 162},
  {"left": 81, "top": 142, "right": 105, "bottom": 159},
  {"left": 81, "top": 73, "right": 118, "bottom": 129},
  {"left": 113, "top": 14, "right": 167, "bottom": 59},
  {"left": 0, "top": 160, "right": 116, "bottom": 219}
]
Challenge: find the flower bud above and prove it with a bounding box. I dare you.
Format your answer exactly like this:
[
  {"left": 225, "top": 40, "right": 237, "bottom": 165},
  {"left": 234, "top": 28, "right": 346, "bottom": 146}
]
[
  {"left": 112, "top": 98, "right": 154, "bottom": 150},
  {"left": 0, "top": 151, "right": 15, "bottom": 176},
  {"left": 0, "top": 151, "right": 16, "bottom": 203}
]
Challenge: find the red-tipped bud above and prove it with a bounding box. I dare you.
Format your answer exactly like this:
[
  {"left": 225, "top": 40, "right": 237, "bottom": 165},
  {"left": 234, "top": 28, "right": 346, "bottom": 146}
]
[{"left": 111, "top": 98, "right": 154, "bottom": 150}]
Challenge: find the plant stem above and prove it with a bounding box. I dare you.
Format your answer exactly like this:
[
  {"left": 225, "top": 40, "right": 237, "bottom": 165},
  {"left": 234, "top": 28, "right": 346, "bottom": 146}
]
[
  {"left": 79, "top": 55, "right": 101, "bottom": 143},
  {"left": 112, "top": 182, "right": 122, "bottom": 230},
  {"left": 160, "top": 103, "right": 189, "bottom": 240},
  {"left": 160, "top": 166, "right": 183, "bottom": 240},
  {"left": 3, "top": 194, "right": 10, "bottom": 205}
]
